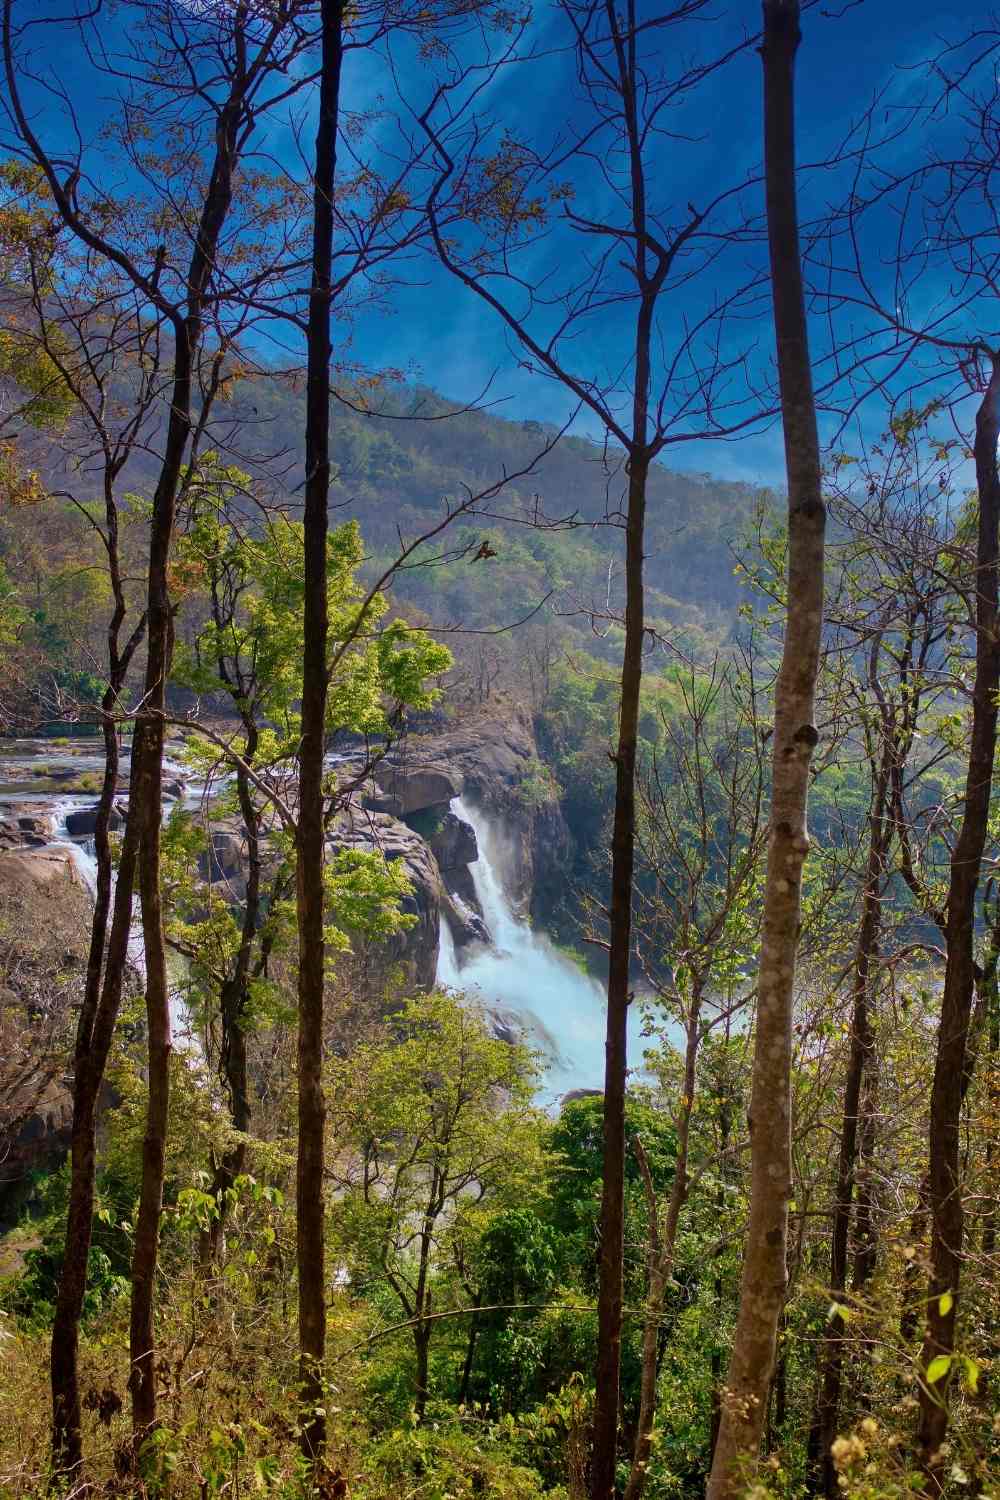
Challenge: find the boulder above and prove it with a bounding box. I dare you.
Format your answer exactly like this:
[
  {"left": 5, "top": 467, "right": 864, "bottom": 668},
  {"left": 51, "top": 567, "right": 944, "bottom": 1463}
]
[
  {"left": 442, "top": 888, "right": 490, "bottom": 950},
  {"left": 374, "top": 711, "right": 571, "bottom": 921},
  {"left": 197, "top": 827, "right": 247, "bottom": 885},
  {"left": 0, "top": 802, "right": 55, "bottom": 849},
  {"left": 405, "top": 807, "right": 478, "bottom": 873},
  {"left": 65, "top": 801, "right": 124, "bottom": 836},
  {"left": 373, "top": 762, "right": 462, "bottom": 816}
]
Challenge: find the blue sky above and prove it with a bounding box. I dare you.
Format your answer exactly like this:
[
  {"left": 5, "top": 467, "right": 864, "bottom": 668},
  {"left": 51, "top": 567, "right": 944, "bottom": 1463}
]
[{"left": 6, "top": 0, "right": 991, "bottom": 488}]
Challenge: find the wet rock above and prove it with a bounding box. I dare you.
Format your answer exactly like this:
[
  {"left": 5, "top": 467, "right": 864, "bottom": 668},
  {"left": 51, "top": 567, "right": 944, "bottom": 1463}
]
[
  {"left": 65, "top": 802, "right": 124, "bottom": 836},
  {"left": 405, "top": 807, "right": 478, "bottom": 873},
  {"left": 442, "top": 888, "right": 490, "bottom": 950},
  {"left": 393, "top": 711, "right": 571, "bottom": 922}
]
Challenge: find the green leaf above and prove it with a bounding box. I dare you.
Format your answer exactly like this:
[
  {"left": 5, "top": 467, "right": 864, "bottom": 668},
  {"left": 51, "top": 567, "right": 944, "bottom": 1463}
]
[
  {"left": 938, "top": 1290, "right": 954, "bottom": 1316},
  {"left": 961, "top": 1356, "right": 980, "bottom": 1393},
  {"left": 926, "top": 1354, "right": 952, "bottom": 1384}
]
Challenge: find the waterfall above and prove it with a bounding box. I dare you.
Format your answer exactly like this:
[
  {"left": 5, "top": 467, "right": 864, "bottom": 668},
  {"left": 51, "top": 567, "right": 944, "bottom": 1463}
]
[
  {"left": 436, "top": 796, "right": 647, "bottom": 1100},
  {"left": 2, "top": 758, "right": 201, "bottom": 1052}
]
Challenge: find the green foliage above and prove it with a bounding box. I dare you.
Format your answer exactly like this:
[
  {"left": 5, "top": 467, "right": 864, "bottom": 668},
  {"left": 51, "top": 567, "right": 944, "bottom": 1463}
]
[{"left": 547, "top": 1093, "right": 676, "bottom": 1290}]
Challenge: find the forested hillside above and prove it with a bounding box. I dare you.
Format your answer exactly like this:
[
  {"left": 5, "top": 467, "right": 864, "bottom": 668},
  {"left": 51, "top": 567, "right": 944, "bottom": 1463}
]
[{"left": 3, "top": 370, "right": 757, "bottom": 721}]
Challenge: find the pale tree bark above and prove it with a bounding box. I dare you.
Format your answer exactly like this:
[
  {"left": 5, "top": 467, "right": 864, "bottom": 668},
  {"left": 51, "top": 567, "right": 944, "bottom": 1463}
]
[
  {"left": 706, "top": 3, "right": 825, "bottom": 1495},
  {"left": 297, "top": 0, "right": 344, "bottom": 1473},
  {"left": 917, "top": 353, "right": 1000, "bottom": 1485}
]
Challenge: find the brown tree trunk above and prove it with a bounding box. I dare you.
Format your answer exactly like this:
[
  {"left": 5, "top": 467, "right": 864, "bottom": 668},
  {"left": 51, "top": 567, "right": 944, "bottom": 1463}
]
[
  {"left": 916, "top": 354, "right": 1000, "bottom": 1485},
  {"left": 202, "top": 757, "right": 260, "bottom": 1263},
  {"left": 592, "top": 444, "right": 648, "bottom": 1500},
  {"left": 591, "top": 3, "right": 660, "bottom": 1479},
  {"left": 51, "top": 489, "right": 146, "bottom": 1476},
  {"left": 51, "top": 806, "right": 140, "bottom": 1475},
  {"left": 297, "top": 0, "right": 344, "bottom": 1473},
  {"left": 128, "top": 88, "right": 247, "bottom": 1450},
  {"left": 707, "top": 4, "right": 825, "bottom": 1494},
  {"left": 810, "top": 745, "right": 890, "bottom": 1496}
]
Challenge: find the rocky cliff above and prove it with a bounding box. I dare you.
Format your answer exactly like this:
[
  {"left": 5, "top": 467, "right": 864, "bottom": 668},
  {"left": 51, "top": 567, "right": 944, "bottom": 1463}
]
[{"left": 0, "top": 848, "right": 93, "bottom": 1223}]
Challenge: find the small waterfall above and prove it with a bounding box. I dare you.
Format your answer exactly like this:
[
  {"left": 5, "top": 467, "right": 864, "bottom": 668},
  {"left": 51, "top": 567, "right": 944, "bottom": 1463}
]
[
  {"left": 436, "top": 796, "right": 647, "bottom": 1100},
  {"left": 437, "top": 910, "right": 461, "bottom": 987},
  {"left": 47, "top": 798, "right": 101, "bottom": 898}
]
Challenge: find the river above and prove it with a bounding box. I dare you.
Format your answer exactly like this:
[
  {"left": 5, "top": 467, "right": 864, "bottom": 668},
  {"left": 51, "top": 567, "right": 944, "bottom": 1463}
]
[{"left": 0, "top": 741, "right": 647, "bottom": 1096}]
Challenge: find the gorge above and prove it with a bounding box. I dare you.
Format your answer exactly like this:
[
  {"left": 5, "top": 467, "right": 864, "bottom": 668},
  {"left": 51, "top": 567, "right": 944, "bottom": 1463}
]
[{"left": 0, "top": 711, "right": 629, "bottom": 1218}]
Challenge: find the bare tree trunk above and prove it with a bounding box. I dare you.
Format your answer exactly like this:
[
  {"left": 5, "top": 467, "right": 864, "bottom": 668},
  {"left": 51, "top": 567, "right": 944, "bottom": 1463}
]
[
  {"left": 297, "top": 0, "right": 344, "bottom": 1472},
  {"left": 623, "top": 1005, "right": 700, "bottom": 1500},
  {"left": 591, "top": 4, "right": 661, "bottom": 1479},
  {"left": 128, "top": 84, "right": 247, "bottom": 1451},
  {"left": 51, "top": 807, "right": 140, "bottom": 1474},
  {"left": 127, "top": 368, "right": 186, "bottom": 1445},
  {"left": 810, "top": 746, "right": 890, "bottom": 1496},
  {"left": 917, "top": 354, "right": 1000, "bottom": 1486},
  {"left": 707, "top": 4, "right": 825, "bottom": 1494},
  {"left": 592, "top": 444, "right": 648, "bottom": 1499},
  {"left": 51, "top": 554, "right": 145, "bottom": 1473},
  {"left": 203, "top": 757, "right": 260, "bottom": 1264}
]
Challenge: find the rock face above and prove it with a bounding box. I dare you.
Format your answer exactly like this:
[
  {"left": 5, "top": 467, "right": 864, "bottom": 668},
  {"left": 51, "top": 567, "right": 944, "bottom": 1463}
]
[
  {"left": 0, "top": 848, "right": 92, "bottom": 1224},
  {"left": 372, "top": 763, "right": 462, "bottom": 817},
  {"left": 388, "top": 709, "right": 571, "bottom": 923},
  {"left": 0, "top": 803, "right": 56, "bottom": 849},
  {"left": 329, "top": 805, "right": 445, "bottom": 993}
]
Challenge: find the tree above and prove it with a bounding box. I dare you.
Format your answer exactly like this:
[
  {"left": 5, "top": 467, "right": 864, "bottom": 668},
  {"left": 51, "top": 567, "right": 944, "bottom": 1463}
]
[
  {"left": 328, "top": 991, "right": 544, "bottom": 1422},
  {"left": 625, "top": 662, "right": 766, "bottom": 1500},
  {"left": 707, "top": 4, "right": 825, "bottom": 1494},
  {"left": 2, "top": 0, "right": 320, "bottom": 1462},
  {"left": 419, "top": 11, "right": 769, "bottom": 1484},
  {"left": 169, "top": 458, "right": 451, "bottom": 1266}
]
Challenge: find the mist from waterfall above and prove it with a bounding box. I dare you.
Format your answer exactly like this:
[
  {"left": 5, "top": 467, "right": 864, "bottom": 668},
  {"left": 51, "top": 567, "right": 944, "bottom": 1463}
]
[{"left": 437, "top": 797, "right": 647, "bottom": 1101}]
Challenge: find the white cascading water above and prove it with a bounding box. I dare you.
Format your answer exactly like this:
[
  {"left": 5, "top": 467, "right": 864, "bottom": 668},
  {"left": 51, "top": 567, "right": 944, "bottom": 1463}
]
[{"left": 437, "top": 796, "right": 647, "bottom": 1101}]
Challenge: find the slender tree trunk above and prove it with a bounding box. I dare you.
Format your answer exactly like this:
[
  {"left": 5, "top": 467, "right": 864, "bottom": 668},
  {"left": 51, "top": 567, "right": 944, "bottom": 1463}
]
[
  {"left": 51, "top": 505, "right": 146, "bottom": 1476},
  {"left": 128, "top": 89, "right": 246, "bottom": 1449},
  {"left": 458, "top": 1296, "right": 481, "bottom": 1408},
  {"left": 623, "top": 1005, "right": 700, "bottom": 1500},
  {"left": 592, "top": 444, "right": 648, "bottom": 1499},
  {"left": 917, "top": 354, "right": 1000, "bottom": 1486},
  {"left": 590, "top": 4, "right": 662, "bottom": 1487},
  {"left": 810, "top": 747, "right": 890, "bottom": 1496},
  {"left": 707, "top": 6, "right": 825, "bottom": 1495},
  {"left": 297, "top": 0, "right": 344, "bottom": 1471},
  {"left": 203, "top": 758, "right": 260, "bottom": 1263},
  {"left": 127, "top": 376, "right": 186, "bottom": 1445},
  {"left": 851, "top": 1076, "right": 880, "bottom": 1297},
  {"left": 51, "top": 771, "right": 139, "bottom": 1475},
  {"left": 414, "top": 1323, "right": 432, "bottom": 1425}
]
